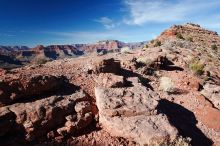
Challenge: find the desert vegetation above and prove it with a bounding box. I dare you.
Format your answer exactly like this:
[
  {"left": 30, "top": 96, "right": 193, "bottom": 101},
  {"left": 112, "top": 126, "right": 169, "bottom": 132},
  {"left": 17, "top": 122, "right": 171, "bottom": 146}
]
[
  {"left": 211, "top": 44, "right": 218, "bottom": 51},
  {"left": 176, "top": 33, "right": 184, "bottom": 39},
  {"left": 154, "top": 40, "right": 162, "bottom": 47},
  {"left": 189, "top": 59, "right": 205, "bottom": 75}
]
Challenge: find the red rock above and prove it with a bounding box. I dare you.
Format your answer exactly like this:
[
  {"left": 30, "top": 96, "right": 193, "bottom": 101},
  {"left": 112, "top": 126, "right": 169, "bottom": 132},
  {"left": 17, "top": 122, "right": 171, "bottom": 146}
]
[
  {"left": 95, "top": 73, "right": 124, "bottom": 88},
  {"left": 0, "top": 74, "right": 67, "bottom": 107},
  {"left": 0, "top": 90, "right": 93, "bottom": 142},
  {"left": 92, "top": 58, "right": 121, "bottom": 74},
  {"left": 195, "top": 106, "right": 220, "bottom": 132},
  {"left": 157, "top": 23, "right": 220, "bottom": 49},
  {"left": 95, "top": 74, "right": 178, "bottom": 145}
]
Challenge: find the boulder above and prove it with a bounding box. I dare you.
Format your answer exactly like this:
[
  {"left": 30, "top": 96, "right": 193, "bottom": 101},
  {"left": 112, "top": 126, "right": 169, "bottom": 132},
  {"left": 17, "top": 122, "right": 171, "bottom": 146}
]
[
  {"left": 0, "top": 75, "right": 67, "bottom": 107},
  {"left": 95, "top": 76, "right": 178, "bottom": 145},
  {"left": 201, "top": 83, "right": 220, "bottom": 110},
  {"left": 136, "top": 54, "right": 168, "bottom": 69},
  {"left": 92, "top": 58, "right": 121, "bottom": 74}
]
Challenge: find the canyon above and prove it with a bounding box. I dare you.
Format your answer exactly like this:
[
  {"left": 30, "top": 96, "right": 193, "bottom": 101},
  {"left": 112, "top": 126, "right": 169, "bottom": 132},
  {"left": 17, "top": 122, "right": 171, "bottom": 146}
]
[{"left": 0, "top": 23, "right": 220, "bottom": 146}]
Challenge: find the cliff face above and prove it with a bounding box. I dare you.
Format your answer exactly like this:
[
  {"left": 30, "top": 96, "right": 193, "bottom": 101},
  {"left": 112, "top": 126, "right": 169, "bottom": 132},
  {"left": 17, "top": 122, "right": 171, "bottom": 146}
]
[
  {"left": 0, "top": 40, "right": 145, "bottom": 69},
  {"left": 76, "top": 40, "right": 124, "bottom": 53}
]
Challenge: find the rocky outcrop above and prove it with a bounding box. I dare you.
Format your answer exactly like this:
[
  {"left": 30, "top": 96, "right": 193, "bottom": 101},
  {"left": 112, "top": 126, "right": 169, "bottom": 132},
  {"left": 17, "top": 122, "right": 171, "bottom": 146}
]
[
  {"left": 88, "top": 58, "right": 121, "bottom": 74},
  {"left": 0, "top": 90, "right": 93, "bottom": 144},
  {"left": 0, "top": 74, "right": 67, "bottom": 107},
  {"left": 95, "top": 75, "right": 178, "bottom": 145},
  {"left": 157, "top": 23, "right": 220, "bottom": 49},
  {"left": 201, "top": 83, "right": 220, "bottom": 110}
]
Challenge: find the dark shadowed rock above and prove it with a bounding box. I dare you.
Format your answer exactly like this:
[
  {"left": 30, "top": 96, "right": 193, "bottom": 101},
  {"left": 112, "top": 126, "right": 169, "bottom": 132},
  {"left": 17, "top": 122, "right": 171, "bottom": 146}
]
[{"left": 91, "top": 58, "right": 121, "bottom": 74}]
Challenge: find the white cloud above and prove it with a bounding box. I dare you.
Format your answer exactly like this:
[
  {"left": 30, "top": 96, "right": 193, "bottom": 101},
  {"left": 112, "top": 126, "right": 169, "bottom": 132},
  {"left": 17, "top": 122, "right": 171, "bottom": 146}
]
[
  {"left": 0, "top": 33, "right": 15, "bottom": 37},
  {"left": 123, "top": 0, "right": 220, "bottom": 25},
  {"left": 39, "top": 30, "right": 150, "bottom": 44},
  {"left": 95, "top": 17, "right": 117, "bottom": 29}
]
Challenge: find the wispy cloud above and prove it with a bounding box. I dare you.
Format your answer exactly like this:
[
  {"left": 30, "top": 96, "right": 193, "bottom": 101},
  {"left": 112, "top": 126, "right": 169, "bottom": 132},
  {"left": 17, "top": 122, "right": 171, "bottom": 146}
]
[
  {"left": 94, "top": 17, "right": 117, "bottom": 29},
  {"left": 0, "top": 33, "right": 15, "bottom": 37},
  {"left": 123, "top": 0, "right": 220, "bottom": 25},
  {"left": 37, "top": 29, "right": 150, "bottom": 44}
]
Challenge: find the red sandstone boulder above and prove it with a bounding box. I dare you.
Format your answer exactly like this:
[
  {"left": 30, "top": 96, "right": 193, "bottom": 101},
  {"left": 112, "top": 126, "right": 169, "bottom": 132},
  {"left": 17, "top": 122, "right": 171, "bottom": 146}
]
[
  {"left": 95, "top": 74, "right": 178, "bottom": 145},
  {"left": 0, "top": 75, "right": 67, "bottom": 107},
  {"left": 0, "top": 90, "right": 93, "bottom": 143},
  {"left": 90, "top": 58, "right": 121, "bottom": 74}
]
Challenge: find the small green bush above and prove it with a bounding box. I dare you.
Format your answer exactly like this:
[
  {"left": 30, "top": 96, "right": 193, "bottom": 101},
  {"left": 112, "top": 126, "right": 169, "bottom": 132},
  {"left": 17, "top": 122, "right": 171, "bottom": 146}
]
[
  {"left": 189, "top": 61, "right": 204, "bottom": 75},
  {"left": 150, "top": 40, "right": 155, "bottom": 44},
  {"left": 176, "top": 33, "right": 184, "bottom": 39},
  {"left": 186, "top": 37, "right": 193, "bottom": 42},
  {"left": 211, "top": 44, "right": 217, "bottom": 51},
  {"left": 142, "top": 45, "right": 149, "bottom": 51},
  {"left": 154, "top": 41, "right": 161, "bottom": 47}
]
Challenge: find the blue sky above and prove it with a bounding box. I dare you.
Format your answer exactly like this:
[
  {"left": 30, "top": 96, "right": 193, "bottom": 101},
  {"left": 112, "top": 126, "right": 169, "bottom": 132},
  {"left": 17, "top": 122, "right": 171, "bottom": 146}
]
[{"left": 0, "top": 0, "right": 220, "bottom": 47}]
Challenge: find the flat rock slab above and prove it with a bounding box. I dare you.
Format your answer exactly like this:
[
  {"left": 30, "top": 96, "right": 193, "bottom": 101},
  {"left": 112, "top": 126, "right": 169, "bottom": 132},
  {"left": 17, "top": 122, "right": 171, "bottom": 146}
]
[{"left": 95, "top": 84, "right": 178, "bottom": 145}]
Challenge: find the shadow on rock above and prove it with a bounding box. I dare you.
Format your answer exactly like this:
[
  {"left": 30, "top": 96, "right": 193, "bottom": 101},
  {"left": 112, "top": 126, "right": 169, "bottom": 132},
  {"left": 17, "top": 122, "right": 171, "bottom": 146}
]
[
  {"left": 120, "top": 68, "right": 154, "bottom": 90},
  {"left": 16, "top": 80, "right": 81, "bottom": 104},
  {"left": 157, "top": 99, "right": 213, "bottom": 146},
  {"left": 58, "top": 82, "right": 81, "bottom": 96},
  {"left": 160, "top": 65, "right": 184, "bottom": 71}
]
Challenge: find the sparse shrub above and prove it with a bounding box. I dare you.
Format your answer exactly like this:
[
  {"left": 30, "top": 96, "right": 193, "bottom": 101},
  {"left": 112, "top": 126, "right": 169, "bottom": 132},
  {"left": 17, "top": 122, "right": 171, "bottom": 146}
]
[
  {"left": 176, "top": 33, "right": 184, "bottom": 39},
  {"left": 150, "top": 40, "right": 155, "bottom": 44},
  {"left": 142, "top": 45, "right": 149, "bottom": 51},
  {"left": 136, "top": 57, "right": 153, "bottom": 66},
  {"left": 154, "top": 41, "right": 162, "bottom": 47},
  {"left": 186, "top": 37, "right": 193, "bottom": 42},
  {"left": 161, "top": 136, "right": 192, "bottom": 146},
  {"left": 211, "top": 44, "right": 217, "bottom": 51},
  {"left": 121, "top": 47, "right": 132, "bottom": 54},
  {"left": 35, "top": 58, "right": 48, "bottom": 65},
  {"left": 189, "top": 60, "right": 205, "bottom": 76},
  {"left": 159, "top": 77, "right": 175, "bottom": 93},
  {"left": 207, "top": 58, "right": 212, "bottom": 62},
  {"left": 197, "top": 48, "right": 203, "bottom": 51}
]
